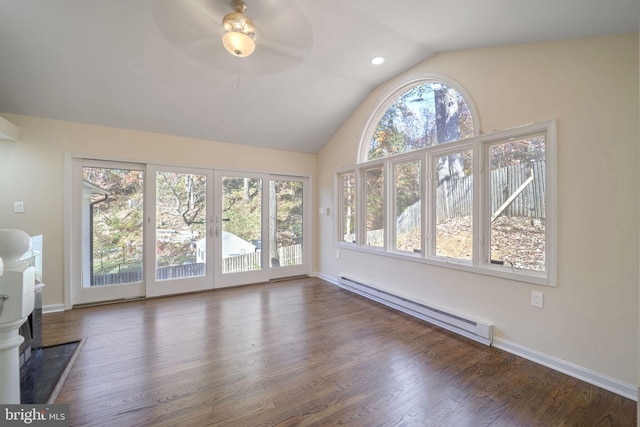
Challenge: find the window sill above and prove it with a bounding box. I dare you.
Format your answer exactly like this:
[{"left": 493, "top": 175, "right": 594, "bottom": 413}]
[{"left": 335, "top": 241, "right": 554, "bottom": 287}]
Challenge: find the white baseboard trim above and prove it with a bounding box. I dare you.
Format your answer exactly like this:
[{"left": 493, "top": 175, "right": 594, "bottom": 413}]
[
  {"left": 315, "top": 272, "right": 337, "bottom": 284},
  {"left": 43, "top": 304, "right": 65, "bottom": 314},
  {"left": 493, "top": 337, "right": 637, "bottom": 401}
]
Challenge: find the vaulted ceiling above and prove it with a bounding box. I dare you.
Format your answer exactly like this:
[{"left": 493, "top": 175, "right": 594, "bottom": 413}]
[{"left": 0, "top": 0, "right": 637, "bottom": 153}]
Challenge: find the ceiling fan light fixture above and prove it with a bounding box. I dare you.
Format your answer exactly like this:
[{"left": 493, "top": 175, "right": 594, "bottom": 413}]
[
  {"left": 222, "top": 31, "right": 255, "bottom": 57},
  {"left": 222, "top": 0, "right": 256, "bottom": 58}
]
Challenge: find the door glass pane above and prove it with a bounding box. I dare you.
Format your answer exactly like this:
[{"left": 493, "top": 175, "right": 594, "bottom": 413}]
[
  {"left": 82, "top": 167, "right": 144, "bottom": 287},
  {"left": 435, "top": 150, "right": 473, "bottom": 260},
  {"left": 394, "top": 160, "right": 421, "bottom": 253},
  {"left": 155, "top": 171, "right": 207, "bottom": 280},
  {"left": 269, "top": 180, "right": 303, "bottom": 267},
  {"left": 222, "top": 177, "right": 262, "bottom": 274}
]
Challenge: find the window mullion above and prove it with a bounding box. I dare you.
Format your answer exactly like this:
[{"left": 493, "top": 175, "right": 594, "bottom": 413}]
[
  {"left": 356, "top": 167, "right": 364, "bottom": 247},
  {"left": 473, "top": 140, "right": 483, "bottom": 267},
  {"left": 384, "top": 160, "right": 392, "bottom": 251},
  {"left": 425, "top": 153, "right": 435, "bottom": 258},
  {"left": 420, "top": 155, "right": 427, "bottom": 257}
]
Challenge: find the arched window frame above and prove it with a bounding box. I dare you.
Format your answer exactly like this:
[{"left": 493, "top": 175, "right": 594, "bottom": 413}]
[
  {"left": 335, "top": 74, "right": 556, "bottom": 287},
  {"left": 358, "top": 74, "right": 481, "bottom": 163}
]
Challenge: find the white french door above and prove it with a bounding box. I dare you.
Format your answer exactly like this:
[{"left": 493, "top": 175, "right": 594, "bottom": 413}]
[
  {"left": 71, "top": 159, "right": 146, "bottom": 305},
  {"left": 215, "top": 172, "right": 269, "bottom": 287},
  {"left": 268, "top": 176, "right": 307, "bottom": 280},
  {"left": 145, "top": 165, "right": 214, "bottom": 297},
  {"left": 71, "top": 160, "right": 213, "bottom": 304},
  {"left": 214, "top": 172, "right": 308, "bottom": 287},
  {"left": 71, "top": 159, "right": 307, "bottom": 305}
]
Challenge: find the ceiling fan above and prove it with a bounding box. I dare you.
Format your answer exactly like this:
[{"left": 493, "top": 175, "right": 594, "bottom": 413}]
[{"left": 151, "top": 0, "right": 313, "bottom": 75}]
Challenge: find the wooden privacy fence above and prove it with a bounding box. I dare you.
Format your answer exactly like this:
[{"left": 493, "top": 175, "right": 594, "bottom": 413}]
[
  {"left": 490, "top": 160, "right": 545, "bottom": 220},
  {"left": 435, "top": 160, "right": 545, "bottom": 222},
  {"left": 436, "top": 177, "right": 472, "bottom": 223},
  {"left": 394, "top": 160, "right": 545, "bottom": 234}
]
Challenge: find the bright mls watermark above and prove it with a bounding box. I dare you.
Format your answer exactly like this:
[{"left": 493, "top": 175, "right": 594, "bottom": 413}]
[{"left": 1, "top": 405, "right": 69, "bottom": 426}]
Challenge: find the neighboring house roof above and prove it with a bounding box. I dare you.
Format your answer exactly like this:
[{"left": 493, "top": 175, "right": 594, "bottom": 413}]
[
  {"left": 197, "top": 232, "right": 256, "bottom": 258},
  {"left": 82, "top": 180, "right": 110, "bottom": 196}
]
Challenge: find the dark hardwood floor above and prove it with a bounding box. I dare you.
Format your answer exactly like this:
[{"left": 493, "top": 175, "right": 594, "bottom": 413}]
[{"left": 43, "top": 277, "right": 636, "bottom": 426}]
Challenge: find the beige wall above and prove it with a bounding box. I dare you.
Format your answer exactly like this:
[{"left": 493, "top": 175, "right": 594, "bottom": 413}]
[
  {"left": 0, "top": 115, "right": 317, "bottom": 308},
  {"left": 318, "top": 34, "right": 639, "bottom": 387}
]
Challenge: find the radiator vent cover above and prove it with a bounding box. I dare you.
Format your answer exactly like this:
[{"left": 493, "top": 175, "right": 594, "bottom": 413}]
[{"left": 338, "top": 276, "right": 493, "bottom": 345}]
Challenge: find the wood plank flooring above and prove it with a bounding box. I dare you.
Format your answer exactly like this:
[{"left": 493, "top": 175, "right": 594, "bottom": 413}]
[{"left": 43, "top": 277, "right": 636, "bottom": 426}]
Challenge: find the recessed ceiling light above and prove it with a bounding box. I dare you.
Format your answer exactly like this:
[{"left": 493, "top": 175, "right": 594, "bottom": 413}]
[{"left": 370, "top": 56, "right": 385, "bottom": 65}]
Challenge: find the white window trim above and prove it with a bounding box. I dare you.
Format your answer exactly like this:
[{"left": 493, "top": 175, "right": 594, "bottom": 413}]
[
  {"left": 360, "top": 163, "right": 386, "bottom": 250},
  {"left": 334, "top": 120, "right": 557, "bottom": 287},
  {"left": 358, "top": 73, "right": 482, "bottom": 163},
  {"left": 426, "top": 141, "right": 474, "bottom": 262},
  {"left": 335, "top": 169, "right": 358, "bottom": 245},
  {"left": 389, "top": 157, "right": 424, "bottom": 256}
]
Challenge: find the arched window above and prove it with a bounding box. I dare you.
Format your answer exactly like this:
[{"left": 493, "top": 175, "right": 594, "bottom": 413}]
[
  {"left": 338, "top": 76, "right": 556, "bottom": 286},
  {"left": 365, "top": 79, "right": 477, "bottom": 161}
]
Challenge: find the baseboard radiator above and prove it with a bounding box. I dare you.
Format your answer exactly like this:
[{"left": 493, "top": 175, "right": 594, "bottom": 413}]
[{"left": 338, "top": 276, "right": 493, "bottom": 346}]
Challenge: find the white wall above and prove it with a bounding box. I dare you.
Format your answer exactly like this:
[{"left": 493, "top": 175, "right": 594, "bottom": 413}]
[
  {"left": 317, "top": 34, "right": 639, "bottom": 390},
  {"left": 0, "top": 115, "right": 317, "bottom": 308}
]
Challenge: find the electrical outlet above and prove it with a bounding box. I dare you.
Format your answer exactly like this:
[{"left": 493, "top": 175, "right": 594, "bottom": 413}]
[
  {"left": 531, "top": 291, "right": 544, "bottom": 308},
  {"left": 14, "top": 201, "right": 24, "bottom": 213},
  {"left": 336, "top": 250, "right": 340, "bottom": 259}
]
